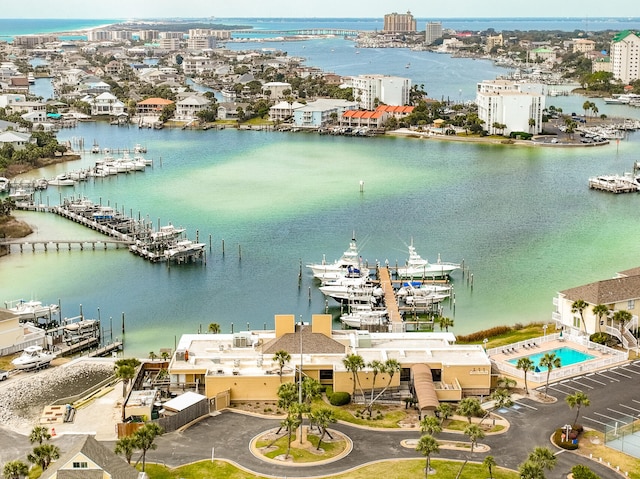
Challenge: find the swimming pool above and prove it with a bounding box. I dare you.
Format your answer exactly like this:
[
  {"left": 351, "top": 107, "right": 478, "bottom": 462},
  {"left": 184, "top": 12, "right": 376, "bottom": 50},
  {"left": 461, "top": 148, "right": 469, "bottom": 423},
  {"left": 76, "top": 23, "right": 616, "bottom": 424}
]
[{"left": 507, "top": 347, "right": 595, "bottom": 371}]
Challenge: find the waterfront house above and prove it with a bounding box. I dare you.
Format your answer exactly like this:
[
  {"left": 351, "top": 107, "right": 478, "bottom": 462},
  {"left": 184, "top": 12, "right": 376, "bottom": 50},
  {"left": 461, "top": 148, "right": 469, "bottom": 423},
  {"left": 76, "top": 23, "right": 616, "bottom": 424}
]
[
  {"left": 136, "top": 97, "right": 175, "bottom": 116},
  {"left": 292, "top": 98, "right": 359, "bottom": 128},
  {"left": 268, "top": 100, "right": 304, "bottom": 122},
  {"left": 261, "top": 81, "right": 292, "bottom": 100},
  {"left": 0, "top": 130, "right": 34, "bottom": 150},
  {"left": 38, "top": 435, "right": 139, "bottom": 479},
  {"left": 89, "top": 92, "right": 126, "bottom": 116},
  {"left": 168, "top": 314, "right": 490, "bottom": 410},
  {"left": 175, "top": 95, "right": 212, "bottom": 120},
  {"left": 217, "top": 102, "right": 250, "bottom": 121},
  {"left": 552, "top": 267, "right": 640, "bottom": 350}
]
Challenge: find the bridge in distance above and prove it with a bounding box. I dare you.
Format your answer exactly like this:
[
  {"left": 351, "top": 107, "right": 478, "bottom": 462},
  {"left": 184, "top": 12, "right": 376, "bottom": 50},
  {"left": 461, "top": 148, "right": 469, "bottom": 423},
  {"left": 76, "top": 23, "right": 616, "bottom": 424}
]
[{"left": 233, "top": 28, "right": 364, "bottom": 36}]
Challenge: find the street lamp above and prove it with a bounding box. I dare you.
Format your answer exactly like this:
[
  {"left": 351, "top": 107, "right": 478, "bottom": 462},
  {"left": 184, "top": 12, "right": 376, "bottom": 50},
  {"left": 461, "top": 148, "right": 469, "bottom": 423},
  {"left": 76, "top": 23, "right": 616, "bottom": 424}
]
[
  {"left": 543, "top": 324, "right": 548, "bottom": 338},
  {"left": 483, "top": 338, "right": 488, "bottom": 351}
]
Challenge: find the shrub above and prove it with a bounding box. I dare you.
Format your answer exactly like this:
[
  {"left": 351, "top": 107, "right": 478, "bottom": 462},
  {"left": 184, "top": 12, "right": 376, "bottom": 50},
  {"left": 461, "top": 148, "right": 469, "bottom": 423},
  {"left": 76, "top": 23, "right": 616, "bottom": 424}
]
[
  {"left": 329, "top": 391, "right": 351, "bottom": 406},
  {"left": 456, "top": 325, "right": 512, "bottom": 343},
  {"left": 553, "top": 428, "right": 579, "bottom": 450},
  {"left": 325, "top": 386, "right": 333, "bottom": 399},
  {"left": 571, "top": 464, "right": 600, "bottom": 479}
]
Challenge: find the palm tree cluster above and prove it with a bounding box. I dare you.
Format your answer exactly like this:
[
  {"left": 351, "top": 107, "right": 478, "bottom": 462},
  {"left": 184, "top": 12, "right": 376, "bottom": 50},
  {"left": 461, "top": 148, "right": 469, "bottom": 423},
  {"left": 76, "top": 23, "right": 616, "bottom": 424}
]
[
  {"left": 3, "top": 426, "right": 60, "bottom": 478},
  {"left": 342, "top": 353, "right": 400, "bottom": 416},
  {"left": 114, "top": 422, "right": 164, "bottom": 472},
  {"left": 518, "top": 446, "right": 557, "bottom": 479}
]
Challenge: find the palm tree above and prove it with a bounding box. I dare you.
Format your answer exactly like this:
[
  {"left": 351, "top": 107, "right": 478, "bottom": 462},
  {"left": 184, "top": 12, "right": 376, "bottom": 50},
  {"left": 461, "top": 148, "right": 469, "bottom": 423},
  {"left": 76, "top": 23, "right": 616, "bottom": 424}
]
[
  {"left": 365, "top": 358, "right": 401, "bottom": 416},
  {"left": 539, "top": 352, "right": 561, "bottom": 398},
  {"left": 582, "top": 100, "right": 592, "bottom": 121},
  {"left": 273, "top": 350, "right": 291, "bottom": 382},
  {"left": 483, "top": 455, "right": 497, "bottom": 479},
  {"left": 439, "top": 316, "right": 454, "bottom": 332},
  {"left": 592, "top": 304, "right": 609, "bottom": 333},
  {"left": 114, "top": 435, "right": 137, "bottom": 464},
  {"left": 148, "top": 351, "right": 157, "bottom": 361},
  {"left": 516, "top": 357, "right": 535, "bottom": 394},
  {"left": 613, "top": 309, "right": 633, "bottom": 339},
  {"left": 342, "top": 353, "right": 365, "bottom": 400},
  {"left": 29, "top": 425, "right": 51, "bottom": 445},
  {"left": 420, "top": 416, "right": 442, "bottom": 436},
  {"left": 208, "top": 322, "right": 221, "bottom": 334},
  {"left": 161, "top": 351, "right": 170, "bottom": 361},
  {"left": 528, "top": 446, "right": 557, "bottom": 472},
  {"left": 518, "top": 460, "right": 545, "bottom": 479},
  {"left": 566, "top": 391, "right": 590, "bottom": 426},
  {"left": 436, "top": 403, "right": 454, "bottom": 425},
  {"left": 115, "top": 364, "right": 136, "bottom": 401},
  {"left": 490, "top": 388, "right": 513, "bottom": 410},
  {"left": 496, "top": 376, "right": 516, "bottom": 391},
  {"left": 416, "top": 434, "right": 440, "bottom": 477},
  {"left": 3, "top": 460, "right": 29, "bottom": 479},
  {"left": 133, "top": 422, "right": 164, "bottom": 472},
  {"left": 309, "top": 407, "right": 337, "bottom": 450},
  {"left": 281, "top": 414, "right": 301, "bottom": 459},
  {"left": 571, "top": 299, "right": 588, "bottom": 333},
  {"left": 27, "top": 443, "right": 60, "bottom": 471},
  {"left": 456, "top": 397, "right": 484, "bottom": 424},
  {"left": 367, "top": 359, "right": 384, "bottom": 415},
  {"left": 463, "top": 423, "right": 485, "bottom": 453}
]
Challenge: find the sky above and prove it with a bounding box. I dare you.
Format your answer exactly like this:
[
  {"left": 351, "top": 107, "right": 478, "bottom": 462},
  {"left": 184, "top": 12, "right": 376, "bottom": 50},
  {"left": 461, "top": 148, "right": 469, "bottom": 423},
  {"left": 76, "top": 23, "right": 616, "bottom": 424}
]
[{"left": 2, "top": 0, "right": 640, "bottom": 19}]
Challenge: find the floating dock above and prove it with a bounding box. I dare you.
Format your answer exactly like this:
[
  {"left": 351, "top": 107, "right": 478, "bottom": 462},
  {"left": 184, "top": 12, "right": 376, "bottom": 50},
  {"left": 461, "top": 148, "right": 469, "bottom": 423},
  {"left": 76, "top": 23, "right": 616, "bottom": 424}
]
[{"left": 589, "top": 175, "right": 638, "bottom": 193}]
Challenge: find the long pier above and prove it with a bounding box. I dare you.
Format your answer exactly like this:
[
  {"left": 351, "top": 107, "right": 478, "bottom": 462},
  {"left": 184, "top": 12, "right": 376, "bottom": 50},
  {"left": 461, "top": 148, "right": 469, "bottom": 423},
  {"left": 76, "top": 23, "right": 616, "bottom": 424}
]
[
  {"left": 0, "top": 239, "right": 132, "bottom": 253},
  {"left": 234, "top": 28, "right": 361, "bottom": 36},
  {"left": 377, "top": 267, "right": 403, "bottom": 331}
]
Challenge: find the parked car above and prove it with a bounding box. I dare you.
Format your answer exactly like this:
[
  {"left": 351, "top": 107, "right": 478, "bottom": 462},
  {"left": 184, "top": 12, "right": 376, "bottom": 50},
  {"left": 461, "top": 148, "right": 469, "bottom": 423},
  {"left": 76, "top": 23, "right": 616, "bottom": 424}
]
[{"left": 0, "top": 369, "right": 9, "bottom": 381}]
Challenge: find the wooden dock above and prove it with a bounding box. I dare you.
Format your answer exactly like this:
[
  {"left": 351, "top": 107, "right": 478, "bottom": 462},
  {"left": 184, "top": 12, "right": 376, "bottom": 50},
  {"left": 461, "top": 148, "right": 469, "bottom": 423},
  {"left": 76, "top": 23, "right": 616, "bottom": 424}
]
[
  {"left": 378, "top": 267, "right": 403, "bottom": 330},
  {"left": 589, "top": 176, "right": 638, "bottom": 194},
  {"left": 0, "top": 239, "right": 133, "bottom": 253}
]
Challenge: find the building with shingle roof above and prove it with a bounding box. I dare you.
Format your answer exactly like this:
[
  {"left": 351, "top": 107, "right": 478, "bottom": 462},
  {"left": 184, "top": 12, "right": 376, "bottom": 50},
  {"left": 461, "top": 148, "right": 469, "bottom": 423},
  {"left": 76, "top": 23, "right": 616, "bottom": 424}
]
[
  {"left": 552, "top": 269, "right": 640, "bottom": 348},
  {"left": 39, "top": 435, "right": 140, "bottom": 479}
]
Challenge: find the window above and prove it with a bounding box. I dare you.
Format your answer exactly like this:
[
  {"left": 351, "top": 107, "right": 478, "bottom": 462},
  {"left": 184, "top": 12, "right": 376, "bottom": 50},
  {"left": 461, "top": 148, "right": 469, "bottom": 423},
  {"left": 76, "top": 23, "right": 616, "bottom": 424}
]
[
  {"left": 573, "top": 316, "right": 581, "bottom": 329},
  {"left": 319, "top": 369, "right": 333, "bottom": 381},
  {"left": 72, "top": 462, "right": 88, "bottom": 469},
  {"left": 628, "top": 300, "right": 635, "bottom": 310}
]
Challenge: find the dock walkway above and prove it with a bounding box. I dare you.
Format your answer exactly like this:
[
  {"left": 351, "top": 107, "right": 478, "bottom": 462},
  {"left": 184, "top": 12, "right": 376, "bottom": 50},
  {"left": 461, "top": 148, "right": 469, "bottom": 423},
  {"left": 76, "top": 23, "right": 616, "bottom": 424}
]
[{"left": 377, "top": 267, "right": 402, "bottom": 331}]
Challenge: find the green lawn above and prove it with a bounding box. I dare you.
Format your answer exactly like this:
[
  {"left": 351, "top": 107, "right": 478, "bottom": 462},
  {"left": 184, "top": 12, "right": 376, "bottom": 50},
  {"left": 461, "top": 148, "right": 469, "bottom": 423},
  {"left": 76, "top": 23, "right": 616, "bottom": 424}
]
[
  {"left": 142, "top": 458, "right": 520, "bottom": 479},
  {"left": 311, "top": 399, "right": 408, "bottom": 428},
  {"left": 254, "top": 432, "right": 346, "bottom": 462}
]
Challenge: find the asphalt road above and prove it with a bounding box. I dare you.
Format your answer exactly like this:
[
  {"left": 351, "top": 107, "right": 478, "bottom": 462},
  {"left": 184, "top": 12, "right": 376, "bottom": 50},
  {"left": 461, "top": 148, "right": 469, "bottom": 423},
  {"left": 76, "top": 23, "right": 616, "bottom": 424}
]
[{"left": 4, "top": 361, "right": 639, "bottom": 478}]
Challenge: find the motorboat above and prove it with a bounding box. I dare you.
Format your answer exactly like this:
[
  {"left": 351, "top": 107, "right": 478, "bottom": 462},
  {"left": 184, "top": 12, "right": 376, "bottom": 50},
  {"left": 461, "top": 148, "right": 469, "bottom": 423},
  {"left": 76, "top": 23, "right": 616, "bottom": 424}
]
[
  {"left": 64, "top": 319, "right": 99, "bottom": 344},
  {"left": 151, "top": 224, "right": 186, "bottom": 242},
  {"left": 319, "top": 284, "right": 383, "bottom": 304},
  {"left": 134, "top": 144, "right": 147, "bottom": 154},
  {"left": 396, "top": 282, "right": 453, "bottom": 299},
  {"left": 307, "top": 236, "right": 369, "bottom": 281},
  {"left": 396, "top": 240, "right": 460, "bottom": 279},
  {"left": 92, "top": 206, "right": 116, "bottom": 221},
  {"left": 164, "top": 240, "right": 206, "bottom": 260},
  {"left": 11, "top": 346, "right": 55, "bottom": 370},
  {"left": 5, "top": 299, "right": 59, "bottom": 320},
  {"left": 8, "top": 188, "right": 33, "bottom": 201},
  {"left": 48, "top": 174, "right": 76, "bottom": 186},
  {"left": 340, "top": 310, "right": 388, "bottom": 329}
]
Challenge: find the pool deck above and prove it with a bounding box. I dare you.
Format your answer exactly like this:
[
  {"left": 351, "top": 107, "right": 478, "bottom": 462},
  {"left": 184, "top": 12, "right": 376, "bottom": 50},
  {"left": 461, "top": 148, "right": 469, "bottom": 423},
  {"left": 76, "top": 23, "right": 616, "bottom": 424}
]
[{"left": 488, "top": 335, "right": 628, "bottom": 388}]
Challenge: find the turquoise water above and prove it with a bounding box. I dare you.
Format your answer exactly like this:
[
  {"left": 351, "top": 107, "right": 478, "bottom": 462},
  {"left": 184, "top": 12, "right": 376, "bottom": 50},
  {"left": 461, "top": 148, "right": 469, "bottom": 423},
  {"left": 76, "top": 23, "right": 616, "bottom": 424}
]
[
  {"left": 508, "top": 347, "right": 596, "bottom": 370},
  {"left": 4, "top": 121, "right": 640, "bottom": 357}
]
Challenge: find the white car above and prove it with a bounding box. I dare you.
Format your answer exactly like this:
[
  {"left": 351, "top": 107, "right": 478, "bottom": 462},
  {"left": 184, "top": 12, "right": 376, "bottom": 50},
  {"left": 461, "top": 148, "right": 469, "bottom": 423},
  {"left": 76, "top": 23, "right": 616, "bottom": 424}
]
[{"left": 0, "top": 369, "right": 8, "bottom": 381}]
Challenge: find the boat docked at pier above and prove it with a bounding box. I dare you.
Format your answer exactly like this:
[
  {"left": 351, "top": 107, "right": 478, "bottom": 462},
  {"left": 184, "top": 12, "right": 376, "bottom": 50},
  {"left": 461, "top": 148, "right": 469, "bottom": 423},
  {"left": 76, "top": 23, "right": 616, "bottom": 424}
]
[
  {"left": 307, "top": 236, "right": 369, "bottom": 281},
  {"left": 11, "top": 346, "right": 55, "bottom": 370},
  {"left": 396, "top": 241, "right": 460, "bottom": 279},
  {"left": 164, "top": 240, "right": 206, "bottom": 260},
  {"left": 150, "top": 223, "right": 185, "bottom": 242},
  {"left": 340, "top": 309, "right": 389, "bottom": 329},
  {"left": 5, "top": 299, "right": 59, "bottom": 321},
  {"left": 48, "top": 174, "right": 76, "bottom": 186}
]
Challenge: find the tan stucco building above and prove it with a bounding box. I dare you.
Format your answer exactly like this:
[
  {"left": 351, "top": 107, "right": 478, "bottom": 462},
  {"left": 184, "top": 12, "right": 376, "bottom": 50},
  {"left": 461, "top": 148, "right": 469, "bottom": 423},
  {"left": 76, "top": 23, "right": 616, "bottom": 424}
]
[{"left": 168, "top": 314, "right": 491, "bottom": 410}]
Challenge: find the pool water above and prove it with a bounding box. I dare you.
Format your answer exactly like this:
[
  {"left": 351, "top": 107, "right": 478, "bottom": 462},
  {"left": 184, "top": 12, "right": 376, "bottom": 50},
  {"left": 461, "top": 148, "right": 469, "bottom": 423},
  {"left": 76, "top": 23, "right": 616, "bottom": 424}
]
[{"left": 507, "top": 347, "right": 595, "bottom": 371}]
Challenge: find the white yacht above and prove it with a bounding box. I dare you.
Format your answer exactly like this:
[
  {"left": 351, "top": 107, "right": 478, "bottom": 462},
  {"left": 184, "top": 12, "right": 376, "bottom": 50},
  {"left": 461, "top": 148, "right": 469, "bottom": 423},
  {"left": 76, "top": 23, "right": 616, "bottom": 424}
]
[
  {"left": 11, "top": 346, "right": 55, "bottom": 370},
  {"left": 307, "top": 236, "right": 368, "bottom": 281},
  {"left": 5, "top": 299, "right": 59, "bottom": 320},
  {"left": 396, "top": 240, "right": 460, "bottom": 279}
]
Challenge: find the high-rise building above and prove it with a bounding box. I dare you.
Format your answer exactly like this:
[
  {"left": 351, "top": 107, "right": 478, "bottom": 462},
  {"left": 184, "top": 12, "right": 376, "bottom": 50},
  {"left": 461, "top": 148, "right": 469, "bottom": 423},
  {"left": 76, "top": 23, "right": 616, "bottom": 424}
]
[
  {"left": 425, "top": 22, "right": 443, "bottom": 45},
  {"left": 383, "top": 11, "right": 417, "bottom": 33},
  {"left": 611, "top": 30, "right": 640, "bottom": 84},
  {"left": 349, "top": 74, "right": 411, "bottom": 110},
  {"left": 475, "top": 80, "right": 545, "bottom": 136}
]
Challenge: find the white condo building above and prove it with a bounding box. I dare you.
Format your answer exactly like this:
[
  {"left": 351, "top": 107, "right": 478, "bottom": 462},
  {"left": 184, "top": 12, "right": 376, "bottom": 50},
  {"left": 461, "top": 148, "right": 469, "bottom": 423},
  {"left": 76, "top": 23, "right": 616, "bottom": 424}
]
[
  {"left": 425, "top": 22, "right": 443, "bottom": 45},
  {"left": 349, "top": 75, "right": 411, "bottom": 111},
  {"left": 475, "top": 80, "right": 545, "bottom": 136},
  {"left": 611, "top": 30, "right": 640, "bottom": 84}
]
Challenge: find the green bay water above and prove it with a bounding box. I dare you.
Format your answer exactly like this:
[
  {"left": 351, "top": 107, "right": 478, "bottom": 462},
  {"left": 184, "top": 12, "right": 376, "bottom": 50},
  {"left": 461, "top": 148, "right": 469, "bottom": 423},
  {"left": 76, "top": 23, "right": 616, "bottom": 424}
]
[{"left": 4, "top": 123, "right": 640, "bottom": 356}]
